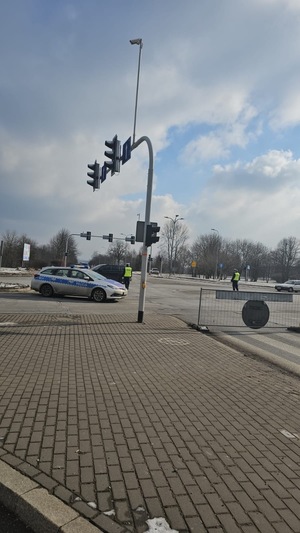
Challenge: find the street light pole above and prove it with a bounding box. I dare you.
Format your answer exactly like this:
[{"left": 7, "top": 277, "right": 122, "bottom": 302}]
[
  {"left": 129, "top": 39, "right": 155, "bottom": 323},
  {"left": 64, "top": 233, "right": 79, "bottom": 266},
  {"left": 121, "top": 233, "right": 131, "bottom": 264},
  {"left": 130, "top": 38, "right": 143, "bottom": 144},
  {"left": 211, "top": 228, "right": 219, "bottom": 279},
  {"left": 164, "top": 215, "right": 184, "bottom": 275},
  {"left": 132, "top": 135, "right": 153, "bottom": 323}
]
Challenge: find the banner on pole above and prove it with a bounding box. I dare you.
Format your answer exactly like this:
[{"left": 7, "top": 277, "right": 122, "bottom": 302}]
[{"left": 23, "top": 243, "right": 31, "bottom": 262}]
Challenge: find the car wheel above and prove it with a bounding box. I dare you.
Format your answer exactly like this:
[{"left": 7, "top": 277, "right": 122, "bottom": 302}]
[
  {"left": 92, "top": 288, "right": 106, "bottom": 303},
  {"left": 276, "top": 288, "right": 281, "bottom": 291},
  {"left": 288, "top": 287, "right": 294, "bottom": 292},
  {"left": 40, "top": 284, "right": 54, "bottom": 297}
]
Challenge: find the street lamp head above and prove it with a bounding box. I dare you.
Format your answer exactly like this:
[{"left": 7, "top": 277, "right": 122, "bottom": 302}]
[
  {"left": 165, "top": 215, "right": 184, "bottom": 222},
  {"left": 130, "top": 38, "right": 143, "bottom": 47}
]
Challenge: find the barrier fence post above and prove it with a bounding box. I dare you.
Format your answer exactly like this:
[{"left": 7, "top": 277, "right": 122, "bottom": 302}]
[{"left": 197, "top": 288, "right": 203, "bottom": 326}]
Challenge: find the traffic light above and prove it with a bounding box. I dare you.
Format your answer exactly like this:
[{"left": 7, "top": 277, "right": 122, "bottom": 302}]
[
  {"left": 104, "top": 135, "right": 121, "bottom": 176},
  {"left": 145, "top": 223, "right": 160, "bottom": 247},
  {"left": 87, "top": 160, "right": 100, "bottom": 190},
  {"left": 86, "top": 231, "right": 91, "bottom": 241},
  {"left": 125, "top": 235, "right": 136, "bottom": 244},
  {"left": 108, "top": 233, "right": 113, "bottom": 243}
]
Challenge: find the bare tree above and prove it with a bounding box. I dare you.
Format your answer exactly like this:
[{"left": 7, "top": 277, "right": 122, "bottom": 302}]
[
  {"left": 49, "top": 229, "right": 78, "bottom": 266},
  {"left": 191, "top": 234, "right": 220, "bottom": 278},
  {"left": 228, "top": 239, "right": 270, "bottom": 281},
  {"left": 245, "top": 242, "right": 270, "bottom": 281},
  {"left": 0, "top": 231, "right": 38, "bottom": 268},
  {"left": 1, "top": 230, "right": 21, "bottom": 267},
  {"left": 161, "top": 220, "right": 189, "bottom": 274},
  {"left": 90, "top": 250, "right": 110, "bottom": 267},
  {"left": 272, "top": 236, "right": 300, "bottom": 281},
  {"left": 108, "top": 241, "right": 129, "bottom": 265}
]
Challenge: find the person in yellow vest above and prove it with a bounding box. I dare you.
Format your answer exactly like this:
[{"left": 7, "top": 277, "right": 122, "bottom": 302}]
[
  {"left": 231, "top": 269, "right": 240, "bottom": 291},
  {"left": 124, "top": 263, "right": 132, "bottom": 289}
]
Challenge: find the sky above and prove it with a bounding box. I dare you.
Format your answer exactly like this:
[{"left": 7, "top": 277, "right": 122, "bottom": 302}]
[{"left": 1, "top": 0, "right": 300, "bottom": 260}]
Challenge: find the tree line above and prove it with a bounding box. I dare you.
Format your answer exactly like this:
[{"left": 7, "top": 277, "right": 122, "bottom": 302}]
[
  {"left": 1, "top": 225, "right": 300, "bottom": 282},
  {"left": 0, "top": 229, "right": 78, "bottom": 268},
  {"left": 0, "top": 229, "right": 142, "bottom": 271},
  {"left": 157, "top": 220, "right": 300, "bottom": 282}
]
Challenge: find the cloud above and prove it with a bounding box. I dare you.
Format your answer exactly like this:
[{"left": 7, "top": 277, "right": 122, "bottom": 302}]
[
  {"left": 1, "top": 1, "right": 300, "bottom": 260},
  {"left": 270, "top": 90, "right": 300, "bottom": 130},
  {"left": 187, "top": 150, "right": 300, "bottom": 247}
]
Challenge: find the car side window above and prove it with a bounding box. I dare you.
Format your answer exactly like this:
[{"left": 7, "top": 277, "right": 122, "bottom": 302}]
[
  {"left": 55, "top": 269, "right": 67, "bottom": 277},
  {"left": 68, "top": 270, "right": 85, "bottom": 280}
]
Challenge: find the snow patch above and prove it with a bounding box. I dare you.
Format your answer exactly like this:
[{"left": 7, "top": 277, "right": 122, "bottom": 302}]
[{"left": 146, "top": 517, "right": 179, "bottom": 533}]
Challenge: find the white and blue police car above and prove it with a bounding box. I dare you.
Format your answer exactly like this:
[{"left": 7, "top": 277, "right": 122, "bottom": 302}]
[{"left": 31, "top": 267, "right": 127, "bottom": 302}]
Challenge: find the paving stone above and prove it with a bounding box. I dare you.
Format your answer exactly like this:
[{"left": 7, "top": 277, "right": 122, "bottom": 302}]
[{"left": 2, "top": 313, "right": 300, "bottom": 532}]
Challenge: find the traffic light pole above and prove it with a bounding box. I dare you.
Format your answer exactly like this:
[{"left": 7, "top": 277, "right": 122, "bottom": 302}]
[
  {"left": 131, "top": 136, "right": 153, "bottom": 323},
  {"left": 64, "top": 232, "right": 133, "bottom": 267},
  {"left": 64, "top": 233, "right": 81, "bottom": 266}
]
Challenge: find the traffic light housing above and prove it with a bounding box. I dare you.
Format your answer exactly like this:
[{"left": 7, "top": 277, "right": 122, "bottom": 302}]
[
  {"left": 87, "top": 160, "right": 100, "bottom": 190},
  {"left": 104, "top": 135, "right": 121, "bottom": 176},
  {"left": 125, "top": 235, "right": 136, "bottom": 244},
  {"left": 145, "top": 223, "right": 160, "bottom": 247},
  {"left": 108, "top": 233, "right": 113, "bottom": 243},
  {"left": 86, "top": 231, "right": 91, "bottom": 241}
]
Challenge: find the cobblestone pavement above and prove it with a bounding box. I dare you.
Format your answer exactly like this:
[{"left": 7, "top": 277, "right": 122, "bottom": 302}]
[{"left": 0, "top": 312, "right": 300, "bottom": 532}]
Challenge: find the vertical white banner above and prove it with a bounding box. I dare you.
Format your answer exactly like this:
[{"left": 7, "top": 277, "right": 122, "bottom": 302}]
[{"left": 23, "top": 243, "right": 31, "bottom": 262}]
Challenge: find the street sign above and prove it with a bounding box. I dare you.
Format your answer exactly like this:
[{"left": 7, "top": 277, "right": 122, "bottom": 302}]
[
  {"left": 122, "top": 137, "right": 131, "bottom": 165},
  {"left": 101, "top": 164, "right": 107, "bottom": 183},
  {"left": 242, "top": 300, "right": 270, "bottom": 329}
]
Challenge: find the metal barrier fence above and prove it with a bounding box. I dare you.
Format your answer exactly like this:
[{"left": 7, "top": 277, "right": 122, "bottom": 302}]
[{"left": 197, "top": 289, "right": 300, "bottom": 329}]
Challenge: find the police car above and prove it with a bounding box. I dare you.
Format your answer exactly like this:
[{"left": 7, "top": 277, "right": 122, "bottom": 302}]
[{"left": 31, "top": 267, "right": 127, "bottom": 302}]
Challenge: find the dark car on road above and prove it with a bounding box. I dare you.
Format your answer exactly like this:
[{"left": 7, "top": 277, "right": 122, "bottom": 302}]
[{"left": 92, "top": 264, "right": 125, "bottom": 284}]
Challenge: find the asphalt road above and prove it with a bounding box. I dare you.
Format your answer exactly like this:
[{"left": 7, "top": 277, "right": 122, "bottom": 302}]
[
  {"left": 0, "top": 501, "right": 34, "bottom": 532},
  {"left": 1, "top": 272, "right": 300, "bottom": 371}
]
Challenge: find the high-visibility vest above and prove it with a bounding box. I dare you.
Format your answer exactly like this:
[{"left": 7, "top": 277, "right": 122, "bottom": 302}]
[
  {"left": 124, "top": 266, "right": 132, "bottom": 278},
  {"left": 233, "top": 272, "right": 240, "bottom": 281}
]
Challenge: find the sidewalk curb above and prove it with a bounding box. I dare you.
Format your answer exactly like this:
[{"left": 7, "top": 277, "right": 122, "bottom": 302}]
[{"left": 0, "top": 460, "right": 103, "bottom": 533}]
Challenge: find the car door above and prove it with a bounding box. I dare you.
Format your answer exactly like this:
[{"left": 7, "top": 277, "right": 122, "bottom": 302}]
[
  {"left": 294, "top": 281, "right": 300, "bottom": 292},
  {"left": 66, "top": 269, "right": 90, "bottom": 297},
  {"left": 51, "top": 268, "right": 69, "bottom": 295}
]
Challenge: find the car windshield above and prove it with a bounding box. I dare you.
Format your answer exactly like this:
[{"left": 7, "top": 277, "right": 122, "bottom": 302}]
[{"left": 88, "top": 270, "right": 111, "bottom": 281}]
